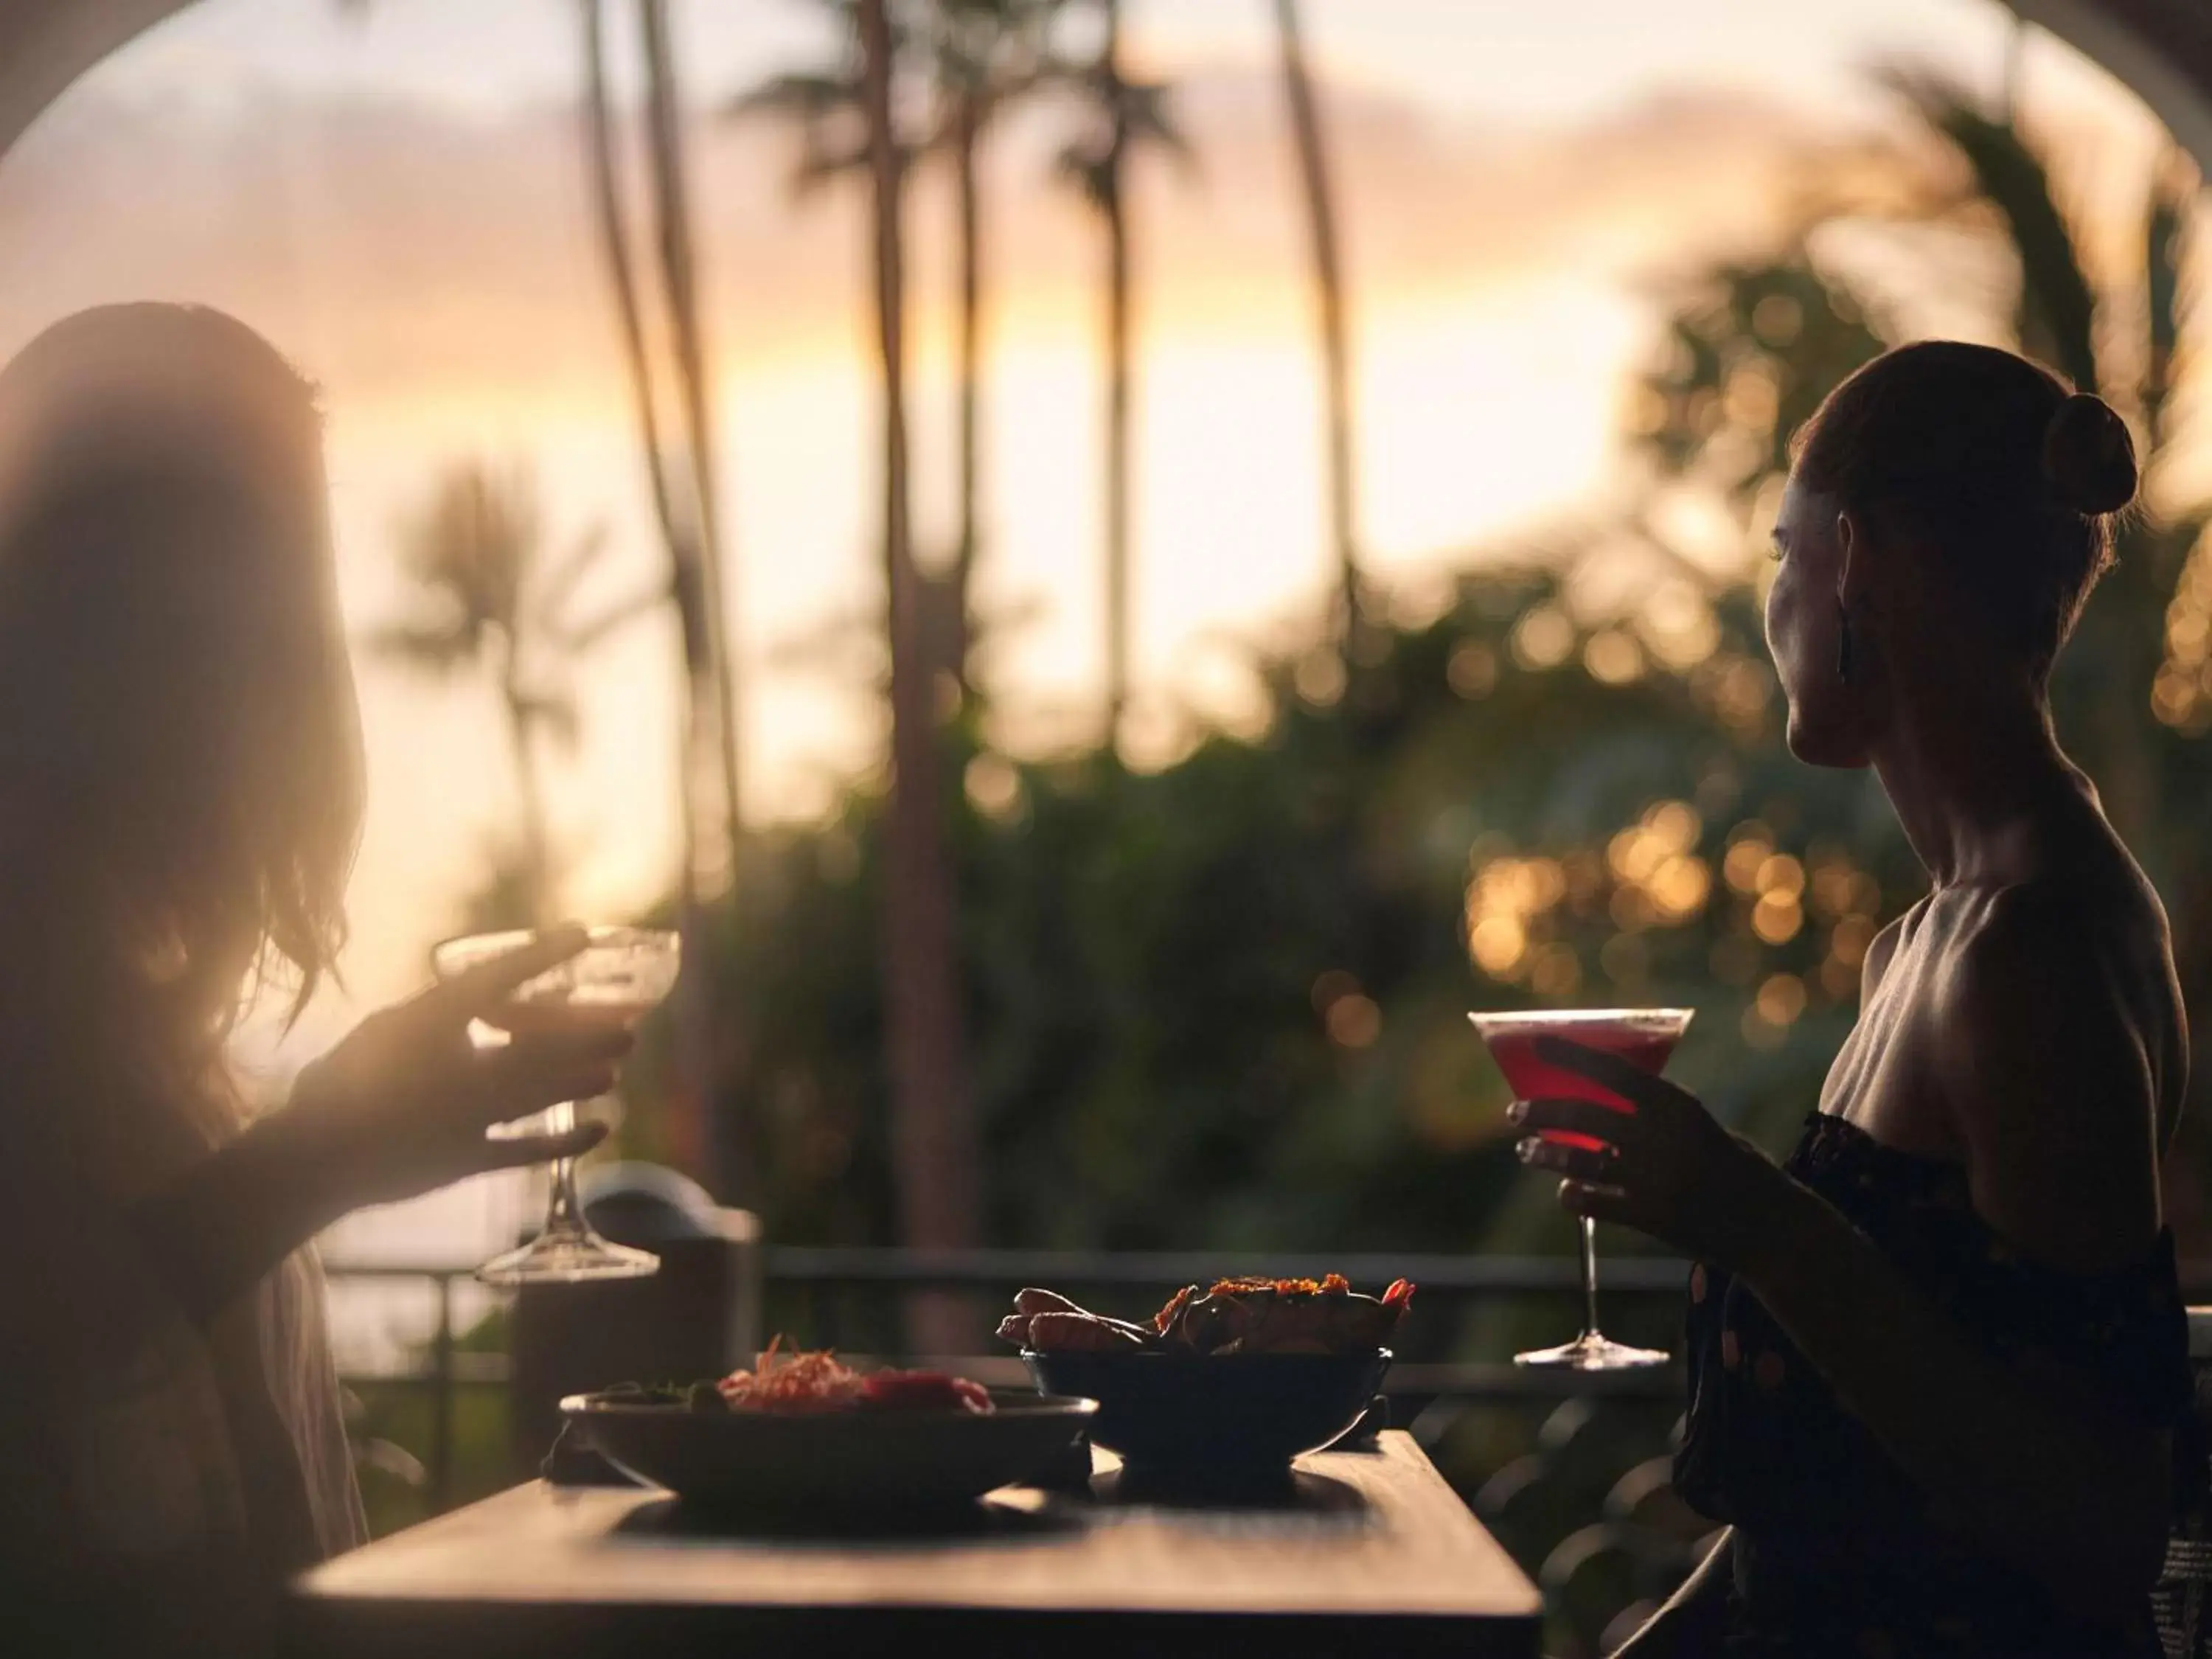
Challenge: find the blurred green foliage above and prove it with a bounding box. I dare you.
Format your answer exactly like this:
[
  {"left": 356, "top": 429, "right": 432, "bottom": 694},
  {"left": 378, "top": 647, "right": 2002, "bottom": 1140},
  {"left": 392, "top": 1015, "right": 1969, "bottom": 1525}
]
[
  {"left": 619, "top": 69, "right": 2212, "bottom": 1340},
  {"left": 664, "top": 567, "right": 1916, "bottom": 1280},
  {"left": 349, "top": 1379, "right": 514, "bottom": 1537}
]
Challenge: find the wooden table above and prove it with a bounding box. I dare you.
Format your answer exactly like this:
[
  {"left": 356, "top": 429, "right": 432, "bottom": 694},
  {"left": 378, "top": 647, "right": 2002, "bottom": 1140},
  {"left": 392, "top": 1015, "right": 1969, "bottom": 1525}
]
[{"left": 286, "top": 1431, "right": 1540, "bottom": 1658}]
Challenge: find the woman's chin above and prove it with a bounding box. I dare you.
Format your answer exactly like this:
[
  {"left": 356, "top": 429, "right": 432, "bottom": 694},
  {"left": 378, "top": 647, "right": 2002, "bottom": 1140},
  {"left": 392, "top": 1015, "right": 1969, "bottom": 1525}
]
[{"left": 1784, "top": 714, "right": 1872, "bottom": 771}]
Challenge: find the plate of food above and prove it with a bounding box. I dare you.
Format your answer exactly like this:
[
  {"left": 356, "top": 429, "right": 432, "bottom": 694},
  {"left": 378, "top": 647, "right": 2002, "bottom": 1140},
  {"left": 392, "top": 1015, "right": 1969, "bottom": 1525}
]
[
  {"left": 563, "top": 1341, "right": 1097, "bottom": 1512},
  {"left": 1003, "top": 1276, "right": 1412, "bottom": 1472}
]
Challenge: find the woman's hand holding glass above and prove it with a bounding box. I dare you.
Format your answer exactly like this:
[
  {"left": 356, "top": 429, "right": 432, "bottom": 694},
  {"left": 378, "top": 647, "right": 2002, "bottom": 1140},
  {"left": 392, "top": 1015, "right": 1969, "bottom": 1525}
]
[
  {"left": 285, "top": 924, "right": 634, "bottom": 1212},
  {"left": 1513, "top": 1035, "right": 1799, "bottom": 1276}
]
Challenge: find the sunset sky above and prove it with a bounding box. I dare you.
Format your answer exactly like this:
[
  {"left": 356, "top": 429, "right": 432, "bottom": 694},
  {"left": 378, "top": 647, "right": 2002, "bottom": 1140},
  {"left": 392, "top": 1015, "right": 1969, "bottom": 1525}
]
[{"left": 0, "top": 0, "right": 2174, "bottom": 1283}]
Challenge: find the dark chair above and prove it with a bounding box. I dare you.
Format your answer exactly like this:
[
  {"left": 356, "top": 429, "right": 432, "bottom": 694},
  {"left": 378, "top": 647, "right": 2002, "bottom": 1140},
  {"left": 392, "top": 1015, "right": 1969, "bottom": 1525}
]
[{"left": 507, "top": 1163, "right": 761, "bottom": 1473}]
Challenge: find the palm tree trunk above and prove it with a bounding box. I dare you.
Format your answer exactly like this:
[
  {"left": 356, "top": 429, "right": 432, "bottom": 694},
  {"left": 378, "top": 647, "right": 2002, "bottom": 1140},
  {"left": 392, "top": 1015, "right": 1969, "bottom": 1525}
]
[
  {"left": 1273, "top": 0, "right": 1358, "bottom": 639},
  {"left": 1102, "top": 0, "right": 1132, "bottom": 755},
  {"left": 579, "top": 0, "right": 717, "bottom": 1181},
  {"left": 861, "top": 0, "right": 979, "bottom": 1354},
  {"left": 581, "top": 0, "right": 681, "bottom": 614},
  {"left": 950, "top": 91, "right": 984, "bottom": 694},
  {"left": 640, "top": 0, "right": 745, "bottom": 873}
]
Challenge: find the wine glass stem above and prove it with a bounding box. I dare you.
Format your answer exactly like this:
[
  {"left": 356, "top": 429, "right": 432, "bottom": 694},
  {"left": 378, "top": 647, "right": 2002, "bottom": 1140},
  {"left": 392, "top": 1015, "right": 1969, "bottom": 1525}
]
[
  {"left": 541, "top": 1100, "right": 585, "bottom": 1239},
  {"left": 1579, "top": 1214, "right": 1601, "bottom": 1340}
]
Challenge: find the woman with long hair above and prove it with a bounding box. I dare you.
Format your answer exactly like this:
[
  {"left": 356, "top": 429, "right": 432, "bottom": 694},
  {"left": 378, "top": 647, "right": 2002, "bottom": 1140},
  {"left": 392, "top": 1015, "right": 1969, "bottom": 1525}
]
[
  {"left": 1517, "top": 341, "right": 2199, "bottom": 1655},
  {"left": 0, "top": 304, "right": 632, "bottom": 1655}
]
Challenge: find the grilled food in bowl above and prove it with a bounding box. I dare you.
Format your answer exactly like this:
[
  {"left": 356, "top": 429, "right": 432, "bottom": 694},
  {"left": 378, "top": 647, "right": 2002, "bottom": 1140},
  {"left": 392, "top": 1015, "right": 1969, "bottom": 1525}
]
[
  {"left": 1004, "top": 1276, "right": 1410, "bottom": 1471},
  {"left": 566, "top": 1344, "right": 1096, "bottom": 1511}
]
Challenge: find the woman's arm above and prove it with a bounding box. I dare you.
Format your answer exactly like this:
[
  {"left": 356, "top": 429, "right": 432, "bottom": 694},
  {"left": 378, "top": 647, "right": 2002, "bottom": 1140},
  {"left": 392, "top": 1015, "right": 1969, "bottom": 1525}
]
[
  {"left": 1544, "top": 1137, "right": 2168, "bottom": 1617},
  {"left": 1737, "top": 1174, "right": 2168, "bottom": 1611},
  {"left": 131, "top": 1101, "right": 356, "bottom": 1321},
  {"left": 1518, "top": 896, "right": 2174, "bottom": 1619},
  {"left": 1747, "top": 891, "right": 2169, "bottom": 1608},
  {"left": 133, "top": 929, "right": 629, "bottom": 1319},
  {"left": 1609, "top": 1529, "right": 1732, "bottom": 1657}
]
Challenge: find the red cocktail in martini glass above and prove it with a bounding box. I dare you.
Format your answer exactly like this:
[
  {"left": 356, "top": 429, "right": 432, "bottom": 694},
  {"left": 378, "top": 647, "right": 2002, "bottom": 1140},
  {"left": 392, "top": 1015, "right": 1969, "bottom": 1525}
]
[{"left": 1469, "top": 1007, "right": 1694, "bottom": 1371}]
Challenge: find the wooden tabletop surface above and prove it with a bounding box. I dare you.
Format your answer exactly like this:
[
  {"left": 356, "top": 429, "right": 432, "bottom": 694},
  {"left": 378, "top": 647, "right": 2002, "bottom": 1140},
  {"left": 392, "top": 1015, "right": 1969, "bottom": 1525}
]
[{"left": 285, "top": 1430, "right": 1540, "bottom": 1658}]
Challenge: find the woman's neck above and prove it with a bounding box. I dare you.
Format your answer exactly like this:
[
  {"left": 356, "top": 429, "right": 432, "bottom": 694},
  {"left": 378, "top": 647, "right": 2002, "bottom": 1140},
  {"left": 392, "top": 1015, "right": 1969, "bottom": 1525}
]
[{"left": 1869, "top": 672, "right": 2079, "bottom": 889}]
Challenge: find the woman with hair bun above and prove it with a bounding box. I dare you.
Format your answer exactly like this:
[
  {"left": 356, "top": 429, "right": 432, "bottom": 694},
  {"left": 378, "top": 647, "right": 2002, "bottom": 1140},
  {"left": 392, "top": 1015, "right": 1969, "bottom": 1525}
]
[{"left": 1509, "top": 341, "right": 2197, "bottom": 1655}]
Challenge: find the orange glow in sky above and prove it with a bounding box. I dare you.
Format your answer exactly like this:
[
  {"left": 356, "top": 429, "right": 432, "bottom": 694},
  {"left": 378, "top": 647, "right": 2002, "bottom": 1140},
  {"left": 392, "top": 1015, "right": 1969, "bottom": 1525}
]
[{"left": 0, "top": 2, "right": 2175, "bottom": 1284}]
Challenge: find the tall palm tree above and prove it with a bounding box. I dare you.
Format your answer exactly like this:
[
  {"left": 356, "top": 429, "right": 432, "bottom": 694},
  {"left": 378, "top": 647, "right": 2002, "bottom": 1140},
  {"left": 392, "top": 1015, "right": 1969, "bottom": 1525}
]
[
  {"left": 729, "top": 5, "right": 985, "bottom": 1287},
  {"left": 858, "top": 0, "right": 981, "bottom": 1351},
  {"left": 725, "top": 2, "right": 944, "bottom": 686},
  {"left": 370, "top": 461, "right": 649, "bottom": 925},
  {"left": 639, "top": 0, "right": 745, "bottom": 863},
  {"left": 577, "top": 0, "right": 750, "bottom": 1183},
  {"left": 1271, "top": 0, "right": 1360, "bottom": 641},
  {"left": 723, "top": 1, "right": 888, "bottom": 198},
  {"left": 1055, "top": 0, "right": 1188, "bottom": 753},
  {"left": 931, "top": 0, "right": 1058, "bottom": 692},
  {"left": 729, "top": 1, "right": 1052, "bottom": 700},
  {"left": 356, "top": 0, "right": 741, "bottom": 891}
]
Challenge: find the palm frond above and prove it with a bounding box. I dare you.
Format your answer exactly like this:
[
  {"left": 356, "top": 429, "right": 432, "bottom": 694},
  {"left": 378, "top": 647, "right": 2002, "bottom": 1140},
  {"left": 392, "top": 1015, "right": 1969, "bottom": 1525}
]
[
  {"left": 793, "top": 136, "right": 879, "bottom": 196},
  {"left": 723, "top": 72, "right": 857, "bottom": 124},
  {"left": 1120, "top": 80, "right": 1194, "bottom": 172},
  {"left": 396, "top": 460, "right": 536, "bottom": 632},
  {"left": 927, "top": 0, "right": 1060, "bottom": 115},
  {"left": 2146, "top": 151, "right": 2193, "bottom": 440},
  {"left": 724, "top": 63, "right": 910, "bottom": 205},
  {"left": 1885, "top": 69, "right": 2098, "bottom": 394},
  {"left": 1052, "top": 139, "right": 1113, "bottom": 212}
]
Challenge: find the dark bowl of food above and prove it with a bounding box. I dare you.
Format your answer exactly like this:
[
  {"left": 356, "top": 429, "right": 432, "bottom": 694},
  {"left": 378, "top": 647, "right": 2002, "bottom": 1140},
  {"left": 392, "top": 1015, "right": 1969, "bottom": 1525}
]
[
  {"left": 1004, "top": 1276, "right": 1411, "bottom": 1473},
  {"left": 1020, "top": 1346, "right": 1388, "bottom": 1471},
  {"left": 566, "top": 1348, "right": 1096, "bottom": 1512}
]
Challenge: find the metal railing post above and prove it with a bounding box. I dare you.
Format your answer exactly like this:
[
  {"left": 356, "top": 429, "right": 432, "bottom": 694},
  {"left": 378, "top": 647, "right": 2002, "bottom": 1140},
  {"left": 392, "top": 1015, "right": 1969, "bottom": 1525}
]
[{"left": 430, "top": 1272, "right": 455, "bottom": 1514}]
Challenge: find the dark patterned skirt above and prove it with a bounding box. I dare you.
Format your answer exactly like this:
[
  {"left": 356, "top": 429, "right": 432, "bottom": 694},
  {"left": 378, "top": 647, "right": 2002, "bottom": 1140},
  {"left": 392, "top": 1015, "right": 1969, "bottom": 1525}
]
[{"left": 1720, "top": 1531, "right": 2160, "bottom": 1659}]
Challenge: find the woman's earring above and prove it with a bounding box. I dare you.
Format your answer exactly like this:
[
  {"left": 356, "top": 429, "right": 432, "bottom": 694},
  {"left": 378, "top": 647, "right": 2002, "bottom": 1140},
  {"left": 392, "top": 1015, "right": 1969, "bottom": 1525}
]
[{"left": 1835, "top": 599, "right": 1854, "bottom": 686}]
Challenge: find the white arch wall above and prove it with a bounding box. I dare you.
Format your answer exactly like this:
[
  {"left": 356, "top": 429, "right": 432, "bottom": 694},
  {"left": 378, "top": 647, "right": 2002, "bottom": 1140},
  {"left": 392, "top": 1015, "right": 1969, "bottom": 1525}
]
[
  {"left": 2008, "top": 0, "right": 2212, "bottom": 170},
  {"left": 0, "top": 0, "right": 201, "bottom": 161}
]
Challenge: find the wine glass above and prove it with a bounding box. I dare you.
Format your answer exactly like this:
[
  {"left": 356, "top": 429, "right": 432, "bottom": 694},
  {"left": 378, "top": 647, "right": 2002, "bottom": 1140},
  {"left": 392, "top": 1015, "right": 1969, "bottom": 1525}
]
[
  {"left": 1469, "top": 1007, "right": 1694, "bottom": 1371},
  {"left": 433, "top": 925, "right": 682, "bottom": 1285}
]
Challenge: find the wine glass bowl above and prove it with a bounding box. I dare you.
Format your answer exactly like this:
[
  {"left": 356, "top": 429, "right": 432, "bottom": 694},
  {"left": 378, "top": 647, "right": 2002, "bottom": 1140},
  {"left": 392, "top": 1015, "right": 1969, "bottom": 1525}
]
[
  {"left": 433, "top": 925, "right": 683, "bottom": 1018},
  {"left": 433, "top": 925, "right": 682, "bottom": 1286},
  {"left": 1469, "top": 1007, "right": 1692, "bottom": 1372}
]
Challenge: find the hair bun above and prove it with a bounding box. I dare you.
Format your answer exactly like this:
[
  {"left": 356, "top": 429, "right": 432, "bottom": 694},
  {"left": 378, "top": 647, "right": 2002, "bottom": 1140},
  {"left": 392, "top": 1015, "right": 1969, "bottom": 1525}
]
[{"left": 2042, "top": 392, "right": 2138, "bottom": 515}]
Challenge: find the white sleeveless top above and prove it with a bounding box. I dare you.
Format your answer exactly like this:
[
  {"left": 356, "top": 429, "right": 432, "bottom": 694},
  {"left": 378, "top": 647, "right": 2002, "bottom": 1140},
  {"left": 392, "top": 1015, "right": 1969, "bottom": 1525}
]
[{"left": 0, "top": 1069, "right": 366, "bottom": 1653}]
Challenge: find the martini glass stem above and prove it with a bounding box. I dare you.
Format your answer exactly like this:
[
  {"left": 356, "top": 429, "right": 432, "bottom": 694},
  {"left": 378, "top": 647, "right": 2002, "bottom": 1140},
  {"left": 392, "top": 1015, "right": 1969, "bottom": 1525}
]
[
  {"left": 540, "top": 1100, "right": 585, "bottom": 1241},
  {"left": 1579, "top": 1216, "right": 1601, "bottom": 1342}
]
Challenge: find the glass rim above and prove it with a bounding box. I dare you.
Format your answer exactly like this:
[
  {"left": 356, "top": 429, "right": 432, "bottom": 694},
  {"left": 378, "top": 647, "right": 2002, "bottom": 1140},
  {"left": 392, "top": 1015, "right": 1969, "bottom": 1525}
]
[
  {"left": 1467, "top": 1007, "right": 1694, "bottom": 1033},
  {"left": 431, "top": 924, "right": 681, "bottom": 975}
]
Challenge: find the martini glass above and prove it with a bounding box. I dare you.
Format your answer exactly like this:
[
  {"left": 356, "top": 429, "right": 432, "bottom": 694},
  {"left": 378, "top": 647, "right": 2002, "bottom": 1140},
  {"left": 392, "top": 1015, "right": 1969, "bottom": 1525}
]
[
  {"left": 1469, "top": 1007, "right": 1694, "bottom": 1371},
  {"left": 434, "top": 926, "right": 681, "bottom": 1285}
]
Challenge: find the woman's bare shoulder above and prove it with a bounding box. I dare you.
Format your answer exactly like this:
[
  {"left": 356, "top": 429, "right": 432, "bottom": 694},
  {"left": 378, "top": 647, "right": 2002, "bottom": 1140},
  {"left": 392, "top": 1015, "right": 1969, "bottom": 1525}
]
[
  {"left": 1937, "top": 872, "right": 2172, "bottom": 1270},
  {"left": 1944, "top": 865, "right": 2173, "bottom": 1053}
]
